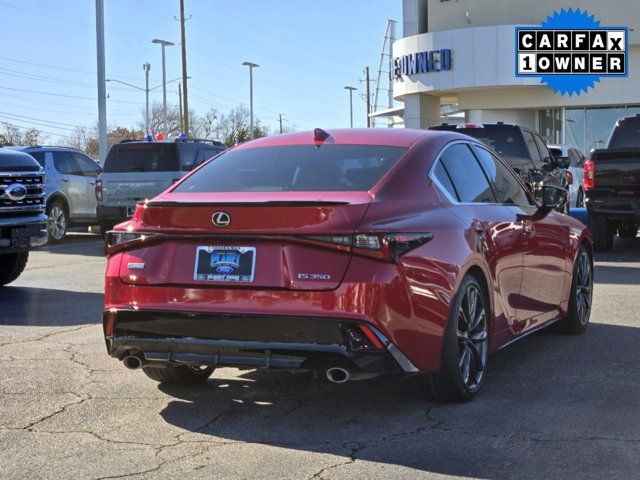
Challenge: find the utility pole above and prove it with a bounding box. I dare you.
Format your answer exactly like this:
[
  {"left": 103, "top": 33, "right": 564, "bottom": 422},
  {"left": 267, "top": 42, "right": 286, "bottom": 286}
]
[
  {"left": 278, "top": 113, "right": 284, "bottom": 134},
  {"left": 344, "top": 86, "right": 357, "bottom": 128},
  {"left": 242, "top": 62, "right": 259, "bottom": 139},
  {"left": 365, "top": 66, "right": 371, "bottom": 128},
  {"left": 178, "top": 82, "right": 183, "bottom": 132},
  {"left": 179, "top": 0, "right": 190, "bottom": 136},
  {"left": 95, "top": 0, "right": 107, "bottom": 163},
  {"left": 143, "top": 62, "right": 151, "bottom": 134}
]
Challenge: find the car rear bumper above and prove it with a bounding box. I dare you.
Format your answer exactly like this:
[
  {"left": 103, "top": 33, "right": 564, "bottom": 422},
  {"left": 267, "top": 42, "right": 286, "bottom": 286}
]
[
  {"left": 96, "top": 205, "right": 133, "bottom": 225},
  {"left": 104, "top": 309, "right": 418, "bottom": 374},
  {"left": 586, "top": 196, "right": 640, "bottom": 220}
]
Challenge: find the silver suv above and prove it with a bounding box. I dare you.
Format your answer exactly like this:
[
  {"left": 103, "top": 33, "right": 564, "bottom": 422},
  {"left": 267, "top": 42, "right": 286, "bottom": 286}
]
[
  {"left": 96, "top": 139, "right": 225, "bottom": 233},
  {"left": 15, "top": 147, "right": 101, "bottom": 242}
]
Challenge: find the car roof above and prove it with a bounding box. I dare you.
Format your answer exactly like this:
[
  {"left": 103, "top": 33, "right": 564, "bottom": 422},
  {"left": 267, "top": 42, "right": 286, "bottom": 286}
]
[{"left": 233, "top": 128, "right": 436, "bottom": 150}]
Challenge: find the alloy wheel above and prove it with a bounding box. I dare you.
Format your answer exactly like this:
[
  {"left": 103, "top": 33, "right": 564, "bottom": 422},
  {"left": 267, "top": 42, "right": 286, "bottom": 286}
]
[
  {"left": 575, "top": 252, "right": 593, "bottom": 326},
  {"left": 48, "top": 206, "right": 67, "bottom": 241},
  {"left": 457, "top": 285, "right": 488, "bottom": 392}
]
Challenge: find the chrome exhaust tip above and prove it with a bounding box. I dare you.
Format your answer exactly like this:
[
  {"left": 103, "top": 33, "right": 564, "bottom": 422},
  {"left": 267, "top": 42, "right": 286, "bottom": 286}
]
[
  {"left": 122, "top": 354, "right": 143, "bottom": 370},
  {"left": 326, "top": 367, "right": 351, "bottom": 384}
]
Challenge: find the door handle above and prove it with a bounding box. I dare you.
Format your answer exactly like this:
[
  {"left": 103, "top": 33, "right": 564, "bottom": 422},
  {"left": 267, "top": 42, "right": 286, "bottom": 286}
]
[
  {"left": 89, "top": 181, "right": 96, "bottom": 185},
  {"left": 61, "top": 179, "right": 69, "bottom": 183}
]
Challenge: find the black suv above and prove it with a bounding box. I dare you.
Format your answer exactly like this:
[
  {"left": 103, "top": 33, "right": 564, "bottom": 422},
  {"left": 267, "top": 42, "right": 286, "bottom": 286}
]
[
  {"left": 0, "top": 148, "right": 47, "bottom": 286},
  {"left": 430, "top": 123, "right": 570, "bottom": 212}
]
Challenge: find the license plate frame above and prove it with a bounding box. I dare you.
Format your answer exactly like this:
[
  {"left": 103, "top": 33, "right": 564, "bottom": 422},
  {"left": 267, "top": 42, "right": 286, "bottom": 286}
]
[{"left": 193, "top": 246, "right": 256, "bottom": 283}]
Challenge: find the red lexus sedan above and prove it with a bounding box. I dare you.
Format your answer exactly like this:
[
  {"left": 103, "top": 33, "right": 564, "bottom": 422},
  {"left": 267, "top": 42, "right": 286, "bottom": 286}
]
[{"left": 103, "top": 129, "right": 593, "bottom": 402}]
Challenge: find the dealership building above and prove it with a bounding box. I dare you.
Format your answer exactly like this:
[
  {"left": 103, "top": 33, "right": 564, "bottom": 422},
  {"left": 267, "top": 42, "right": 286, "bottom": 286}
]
[{"left": 389, "top": 0, "right": 640, "bottom": 154}]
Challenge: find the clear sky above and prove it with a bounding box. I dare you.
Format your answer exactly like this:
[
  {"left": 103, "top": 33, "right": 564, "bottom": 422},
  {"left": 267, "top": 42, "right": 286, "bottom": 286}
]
[{"left": 0, "top": 0, "right": 402, "bottom": 141}]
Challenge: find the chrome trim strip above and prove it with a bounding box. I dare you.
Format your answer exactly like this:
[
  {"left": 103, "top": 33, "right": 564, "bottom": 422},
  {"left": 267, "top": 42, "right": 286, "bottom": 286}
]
[
  {"left": 0, "top": 171, "right": 44, "bottom": 178},
  {"left": 496, "top": 317, "right": 561, "bottom": 352}
]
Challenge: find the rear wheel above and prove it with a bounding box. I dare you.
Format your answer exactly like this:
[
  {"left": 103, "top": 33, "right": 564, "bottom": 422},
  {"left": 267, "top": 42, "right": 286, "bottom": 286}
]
[
  {"left": 554, "top": 245, "right": 593, "bottom": 334},
  {"left": 618, "top": 224, "right": 638, "bottom": 239},
  {"left": 47, "top": 201, "right": 67, "bottom": 243},
  {"left": 575, "top": 189, "right": 584, "bottom": 208},
  {"left": 0, "top": 252, "right": 29, "bottom": 286},
  {"left": 142, "top": 365, "right": 214, "bottom": 385},
  {"left": 589, "top": 214, "right": 613, "bottom": 252},
  {"left": 421, "top": 274, "right": 489, "bottom": 402}
]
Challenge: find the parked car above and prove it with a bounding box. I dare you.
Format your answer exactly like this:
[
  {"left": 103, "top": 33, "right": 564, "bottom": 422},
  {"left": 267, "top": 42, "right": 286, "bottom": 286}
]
[
  {"left": 12, "top": 146, "right": 101, "bottom": 242},
  {"left": 430, "top": 122, "right": 571, "bottom": 213},
  {"left": 96, "top": 138, "right": 226, "bottom": 234},
  {"left": 0, "top": 148, "right": 47, "bottom": 286},
  {"left": 103, "top": 128, "right": 593, "bottom": 402},
  {"left": 586, "top": 114, "right": 640, "bottom": 251},
  {"left": 548, "top": 144, "right": 587, "bottom": 207}
]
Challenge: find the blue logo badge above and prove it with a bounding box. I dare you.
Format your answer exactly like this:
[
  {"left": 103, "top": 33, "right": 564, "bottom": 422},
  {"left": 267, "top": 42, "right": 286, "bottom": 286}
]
[
  {"left": 515, "top": 8, "right": 628, "bottom": 96},
  {"left": 215, "top": 265, "right": 234, "bottom": 274}
]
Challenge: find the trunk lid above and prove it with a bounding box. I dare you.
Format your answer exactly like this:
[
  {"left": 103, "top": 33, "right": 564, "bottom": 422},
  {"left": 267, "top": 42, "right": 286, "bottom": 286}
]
[
  {"left": 591, "top": 148, "right": 640, "bottom": 195},
  {"left": 119, "top": 192, "right": 372, "bottom": 291}
]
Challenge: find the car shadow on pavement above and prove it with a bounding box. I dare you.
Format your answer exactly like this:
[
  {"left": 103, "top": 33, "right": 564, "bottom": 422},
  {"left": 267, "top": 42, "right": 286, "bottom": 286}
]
[
  {"left": 0, "top": 287, "right": 103, "bottom": 326},
  {"left": 157, "top": 322, "right": 640, "bottom": 479}
]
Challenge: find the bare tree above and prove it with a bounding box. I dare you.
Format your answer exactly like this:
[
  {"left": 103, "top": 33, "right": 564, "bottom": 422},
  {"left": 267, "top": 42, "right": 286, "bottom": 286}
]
[
  {"left": 216, "top": 105, "right": 269, "bottom": 146},
  {"left": 0, "top": 122, "right": 47, "bottom": 146},
  {"left": 138, "top": 102, "right": 182, "bottom": 135},
  {"left": 190, "top": 108, "right": 222, "bottom": 140}
]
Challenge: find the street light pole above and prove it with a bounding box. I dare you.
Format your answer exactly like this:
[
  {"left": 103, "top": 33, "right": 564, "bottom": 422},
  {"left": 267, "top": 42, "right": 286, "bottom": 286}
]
[
  {"left": 152, "top": 39, "right": 175, "bottom": 137},
  {"left": 143, "top": 62, "right": 151, "bottom": 134},
  {"left": 95, "top": 0, "right": 107, "bottom": 163},
  {"left": 242, "top": 62, "right": 259, "bottom": 139},
  {"left": 344, "top": 86, "right": 357, "bottom": 128}
]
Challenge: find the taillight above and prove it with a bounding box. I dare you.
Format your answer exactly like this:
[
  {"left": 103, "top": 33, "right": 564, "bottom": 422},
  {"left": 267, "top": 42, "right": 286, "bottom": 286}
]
[
  {"left": 105, "top": 229, "right": 156, "bottom": 255},
  {"left": 95, "top": 179, "right": 103, "bottom": 201},
  {"left": 299, "top": 233, "right": 433, "bottom": 263},
  {"left": 584, "top": 159, "right": 595, "bottom": 190}
]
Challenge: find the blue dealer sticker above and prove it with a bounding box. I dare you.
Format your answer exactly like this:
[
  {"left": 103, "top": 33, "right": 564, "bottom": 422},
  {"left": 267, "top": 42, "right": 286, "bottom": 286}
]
[{"left": 515, "top": 8, "right": 628, "bottom": 96}]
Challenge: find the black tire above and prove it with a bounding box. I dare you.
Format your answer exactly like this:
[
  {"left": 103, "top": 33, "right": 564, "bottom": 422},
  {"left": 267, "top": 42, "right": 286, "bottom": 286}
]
[
  {"left": 0, "top": 252, "right": 29, "bottom": 287},
  {"left": 576, "top": 189, "right": 584, "bottom": 208},
  {"left": 142, "top": 365, "right": 214, "bottom": 385},
  {"left": 46, "top": 200, "right": 68, "bottom": 243},
  {"left": 589, "top": 214, "right": 613, "bottom": 252},
  {"left": 618, "top": 224, "right": 638, "bottom": 239},
  {"left": 99, "top": 222, "right": 114, "bottom": 240},
  {"left": 553, "top": 245, "right": 593, "bottom": 334},
  {"left": 420, "top": 274, "right": 489, "bottom": 402}
]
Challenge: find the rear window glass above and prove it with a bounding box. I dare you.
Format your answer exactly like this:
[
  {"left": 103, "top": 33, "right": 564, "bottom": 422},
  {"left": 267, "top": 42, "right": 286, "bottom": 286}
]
[
  {"left": 608, "top": 119, "right": 640, "bottom": 149},
  {"left": 455, "top": 127, "right": 527, "bottom": 159},
  {"left": 103, "top": 143, "right": 178, "bottom": 173},
  {"left": 174, "top": 145, "right": 407, "bottom": 192}
]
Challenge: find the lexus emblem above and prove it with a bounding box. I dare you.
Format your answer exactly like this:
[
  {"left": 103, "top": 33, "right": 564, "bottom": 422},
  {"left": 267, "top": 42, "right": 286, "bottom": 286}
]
[
  {"left": 5, "top": 183, "right": 28, "bottom": 202},
  {"left": 211, "top": 211, "right": 231, "bottom": 228}
]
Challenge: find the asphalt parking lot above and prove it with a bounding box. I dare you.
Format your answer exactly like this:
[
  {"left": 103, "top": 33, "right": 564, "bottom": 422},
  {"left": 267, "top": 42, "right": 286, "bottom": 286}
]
[{"left": 1, "top": 232, "right": 640, "bottom": 479}]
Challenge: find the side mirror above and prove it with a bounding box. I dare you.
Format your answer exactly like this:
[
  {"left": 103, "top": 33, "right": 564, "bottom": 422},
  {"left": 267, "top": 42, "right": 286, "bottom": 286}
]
[{"left": 541, "top": 185, "right": 567, "bottom": 209}]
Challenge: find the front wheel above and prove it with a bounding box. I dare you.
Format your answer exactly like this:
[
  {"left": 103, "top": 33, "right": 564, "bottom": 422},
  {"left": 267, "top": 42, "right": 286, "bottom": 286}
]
[
  {"left": 47, "top": 201, "right": 68, "bottom": 243},
  {"left": 554, "top": 245, "right": 593, "bottom": 334},
  {"left": 142, "top": 365, "right": 214, "bottom": 385},
  {"left": 420, "top": 274, "right": 489, "bottom": 402},
  {"left": 575, "top": 189, "right": 584, "bottom": 208},
  {"left": 0, "top": 252, "right": 29, "bottom": 286}
]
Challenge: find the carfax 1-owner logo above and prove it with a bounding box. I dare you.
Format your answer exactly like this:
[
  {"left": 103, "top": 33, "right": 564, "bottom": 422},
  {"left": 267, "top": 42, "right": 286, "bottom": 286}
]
[{"left": 515, "top": 8, "right": 628, "bottom": 95}]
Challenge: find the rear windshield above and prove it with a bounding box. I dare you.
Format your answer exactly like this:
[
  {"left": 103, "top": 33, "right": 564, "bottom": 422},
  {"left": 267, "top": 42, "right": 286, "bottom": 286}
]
[
  {"left": 174, "top": 145, "right": 407, "bottom": 192},
  {"left": 608, "top": 119, "right": 640, "bottom": 149},
  {"left": 103, "top": 143, "right": 178, "bottom": 173},
  {"left": 455, "top": 127, "right": 527, "bottom": 158}
]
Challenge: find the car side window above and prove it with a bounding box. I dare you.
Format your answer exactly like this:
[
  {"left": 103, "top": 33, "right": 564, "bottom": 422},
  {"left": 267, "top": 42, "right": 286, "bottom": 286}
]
[
  {"left": 522, "top": 131, "right": 544, "bottom": 168},
  {"left": 533, "top": 134, "right": 553, "bottom": 164},
  {"left": 432, "top": 161, "right": 458, "bottom": 201},
  {"left": 52, "top": 151, "right": 80, "bottom": 175},
  {"left": 569, "top": 149, "right": 581, "bottom": 167},
  {"left": 437, "top": 143, "right": 495, "bottom": 203},
  {"left": 72, "top": 153, "right": 101, "bottom": 178},
  {"left": 473, "top": 146, "right": 533, "bottom": 207}
]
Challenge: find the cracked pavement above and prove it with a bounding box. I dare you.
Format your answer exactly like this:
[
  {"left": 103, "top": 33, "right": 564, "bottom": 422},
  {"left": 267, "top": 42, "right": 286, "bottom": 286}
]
[{"left": 1, "top": 232, "right": 640, "bottom": 479}]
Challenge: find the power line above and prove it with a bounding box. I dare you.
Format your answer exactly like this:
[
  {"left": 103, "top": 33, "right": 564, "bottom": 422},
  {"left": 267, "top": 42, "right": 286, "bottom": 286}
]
[
  {"left": 0, "top": 55, "right": 141, "bottom": 81},
  {"left": 0, "top": 86, "right": 144, "bottom": 105}
]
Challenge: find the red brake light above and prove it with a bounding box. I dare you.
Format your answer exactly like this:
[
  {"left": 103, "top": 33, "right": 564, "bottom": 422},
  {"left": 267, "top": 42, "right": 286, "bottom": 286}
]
[
  {"left": 95, "top": 179, "right": 103, "bottom": 201},
  {"left": 584, "top": 159, "right": 595, "bottom": 190},
  {"left": 456, "top": 123, "right": 484, "bottom": 129}
]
